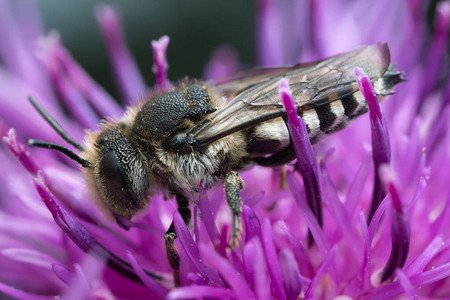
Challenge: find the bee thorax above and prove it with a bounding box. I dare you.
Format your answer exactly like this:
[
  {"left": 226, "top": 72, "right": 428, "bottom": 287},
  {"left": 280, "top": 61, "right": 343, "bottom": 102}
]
[
  {"left": 154, "top": 132, "right": 249, "bottom": 196},
  {"left": 163, "top": 132, "right": 196, "bottom": 153}
]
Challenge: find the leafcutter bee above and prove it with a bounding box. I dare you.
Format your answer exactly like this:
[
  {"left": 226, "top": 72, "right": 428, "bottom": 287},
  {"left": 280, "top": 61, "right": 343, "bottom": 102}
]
[{"left": 28, "top": 43, "right": 402, "bottom": 251}]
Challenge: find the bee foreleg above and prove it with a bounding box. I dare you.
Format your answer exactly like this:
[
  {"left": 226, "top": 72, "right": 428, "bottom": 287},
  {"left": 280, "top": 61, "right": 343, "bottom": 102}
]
[
  {"left": 225, "top": 171, "right": 244, "bottom": 248},
  {"left": 114, "top": 215, "right": 131, "bottom": 230},
  {"left": 165, "top": 194, "right": 191, "bottom": 238},
  {"left": 164, "top": 193, "right": 191, "bottom": 286},
  {"left": 253, "top": 145, "right": 296, "bottom": 167}
]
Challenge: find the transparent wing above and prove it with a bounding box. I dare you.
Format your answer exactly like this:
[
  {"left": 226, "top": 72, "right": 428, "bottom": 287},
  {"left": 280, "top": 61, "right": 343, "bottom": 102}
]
[
  {"left": 210, "top": 66, "right": 294, "bottom": 99},
  {"left": 190, "top": 43, "right": 391, "bottom": 146}
]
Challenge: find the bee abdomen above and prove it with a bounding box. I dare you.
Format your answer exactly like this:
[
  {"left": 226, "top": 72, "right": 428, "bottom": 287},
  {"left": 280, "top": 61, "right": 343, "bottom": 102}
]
[
  {"left": 301, "top": 91, "right": 369, "bottom": 144},
  {"left": 301, "top": 66, "right": 403, "bottom": 144}
]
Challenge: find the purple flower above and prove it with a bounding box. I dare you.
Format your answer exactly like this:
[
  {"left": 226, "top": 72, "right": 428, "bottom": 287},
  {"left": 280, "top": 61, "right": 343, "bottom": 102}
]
[
  {"left": 151, "top": 35, "right": 172, "bottom": 91},
  {"left": 1, "top": 1, "right": 450, "bottom": 299},
  {"left": 355, "top": 66, "right": 391, "bottom": 223}
]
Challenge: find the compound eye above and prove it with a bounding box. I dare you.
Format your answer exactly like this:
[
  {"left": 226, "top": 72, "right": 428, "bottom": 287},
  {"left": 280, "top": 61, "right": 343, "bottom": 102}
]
[
  {"left": 94, "top": 127, "right": 149, "bottom": 219},
  {"left": 97, "top": 149, "right": 148, "bottom": 218},
  {"left": 99, "top": 150, "right": 133, "bottom": 201}
]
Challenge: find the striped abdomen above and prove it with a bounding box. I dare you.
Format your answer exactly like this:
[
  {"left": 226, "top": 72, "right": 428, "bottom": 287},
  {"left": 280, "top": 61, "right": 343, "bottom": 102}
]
[
  {"left": 302, "top": 90, "right": 369, "bottom": 145},
  {"left": 249, "top": 65, "right": 402, "bottom": 166},
  {"left": 303, "top": 64, "right": 402, "bottom": 144}
]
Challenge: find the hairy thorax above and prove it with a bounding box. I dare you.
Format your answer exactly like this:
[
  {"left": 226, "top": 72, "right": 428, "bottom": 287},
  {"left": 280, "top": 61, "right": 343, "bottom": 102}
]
[{"left": 150, "top": 130, "right": 249, "bottom": 197}]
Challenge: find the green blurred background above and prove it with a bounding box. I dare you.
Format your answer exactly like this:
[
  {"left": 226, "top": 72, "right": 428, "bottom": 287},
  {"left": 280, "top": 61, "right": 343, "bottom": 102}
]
[
  {"left": 38, "top": 0, "right": 256, "bottom": 99},
  {"left": 38, "top": 0, "right": 444, "bottom": 100}
]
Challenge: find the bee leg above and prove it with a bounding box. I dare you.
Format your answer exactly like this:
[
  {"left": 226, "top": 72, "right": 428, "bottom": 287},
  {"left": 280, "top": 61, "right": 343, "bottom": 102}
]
[
  {"left": 114, "top": 215, "right": 131, "bottom": 230},
  {"left": 164, "top": 193, "right": 191, "bottom": 286},
  {"left": 225, "top": 171, "right": 244, "bottom": 248},
  {"left": 253, "top": 145, "right": 296, "bottom": 167},
  {"left": 165, "top": 194, "right": 192, "bottom": 237},
  {"left": 164, "top": 232, "right": 179, "bottom": 286}
]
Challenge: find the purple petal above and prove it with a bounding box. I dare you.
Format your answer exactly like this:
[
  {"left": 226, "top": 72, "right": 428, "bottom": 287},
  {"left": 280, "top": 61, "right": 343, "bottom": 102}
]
[
  {"left": 395, "top": 269, "right": 418, "bottom": 300},
  {"left": 43, "top": 60, "right": 98, "bottom": 129},
  {"left": 95, "top": 5, "right": 146, "bottom": 104},
  {"left": 151, "top": 36, "right": 171, "bottom": 90},
  {"left": 256, "top": 0, "right": 285, "bottom": 65},
  {"left": 395, "top": 117, "right": 425, "bottom": 190},
  {"left": 280, "top": 78, "right": 323, "bottom": 231},
  {"left": 304, "top": 246, "right": 338, "bottom": 299},
  {"left": 407, "top": 176, "right": 427, "bottom": 213},
  {"left": 320, "top": 161, "right": 363, "bottom": 256},
  {"left": 286, "top": 171, "right": 329, "bottom": 257},
  {"left": 379, "top": 165, "right": 410, "bottom": 282},
  {"left": 167, "top": 286, "right": 234, "bottom": 300},
  {"left": 178, "top": 247, "right": 199, "bottom": 287},
  {"left": 172, "top": 211, "right": 205, "bottom": 276},
  {"left": 11, "top": 1, "right": 44, "bottom": 61},
  {"left": 33, "top": 172, "right": 163, "bottom": 284},
  {"left": 279, "top": 249, "right": 302, "bottom": 300},
  {"left": 431, "top": 193, "right": 450, "bottom": 235},
  {"left": 380, "top": 165, "right": 402, "bottom": 213},
  {"left": 216, "top": 224, "right": 230, "bottom": 257},
  {"left": 291, "top": 0, "right": 319, "bottom": 61},
  {"left": 345, "top": 154, "right": 372, "bottom": 215},
  {"left": 262, "top": 218, "right": 287, "bottom": 300},
  {"left": 420, "top": 1, "right": 450, "bottom": 99},
  {"left": 193, "top": 206, "right": 200, "bottom": 244},
  {"left": 62, "top": 263, "right": 93, "bottom": 300},
  {"left": 185, "top": 272, "right": 206, "bottom": 285},
  {"left": 368, "top": 195, "right": 390, "bottom": 242},
  {"left": 3, "top": 128, "right": 39, "bottom": 175},
  {"left": 243, "top": 190, "right": 265, "bottom": 208},
  {"left": 203, "top": 46, "right": 239, "bottom": 80},
  {"left": 409, "top": 263, "right": 450, "bottom": 291},
  {"left": 39, "top": 34, "right": 122, "bottom": 118},
  {"left": 229, "top": 250, "right": 245, "bottom": 282},
  {"left": 242, "top": 242, "right": 256, "bottom": 291},
  {"left": 0, "top": 67, "right": 84, "bottom": 142},
  {"left": 369, "top": 154, "right": 390, "bottom": 218},
  {"left": 278, "top": 221, "right": 314, "bottom": 277},
  {"left": 404, "top": 235, "right": 445, "bottom": 277},
  {"left": 243, "top": 238, "right": 271, "bottom": 300},
  {"left": 199, "top": 244, "right": 255, "bottom": 300},
  {"left": 444, "top": 80, "right": 450, "bottom": 106},
  {"left": 366, "top": 263, "right": 450, "bottom": 299},
  {"left": 52, "top": 263, "right": 74, "bottom": 285},
  {"left": 197, "top": 185, "right": 220, "bottom": 245},
  {"left": 127, "top": 251, "right": 169, "bottom": 298},
  {"left": 173, "top": 211, "right": 222, "bottom": 286},
  {"left": 355, "top": 67, "right": 391, "bottom": 223},
  {"left": 242, "top": 205, "right": 262, "bottom": 242},
  {"left": 0, "top": 1, "right": 53, "bottom": 102},
  {"left": 1, "top": 248, "right": 56, "bottom": 270},
  {"left": 354, "top": 68, "right": 382, "bottom": 121},
  {"left": 278, "top": 78, "right": 298, "bottom": 128},
  {"left": 0, "top": 281, "right": 53, "bottom": 300},
  {"left": 357, "top": 212, "right": 371, "bottom": 292}
]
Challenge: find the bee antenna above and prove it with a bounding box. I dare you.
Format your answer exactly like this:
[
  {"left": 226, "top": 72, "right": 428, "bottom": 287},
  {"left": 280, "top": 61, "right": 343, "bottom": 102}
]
[
  {"left": 28, "top": 139, "right": 91, "bottom": 168},
  {"left": 28, "top": 96, "right": 85, "bottom": 151}
]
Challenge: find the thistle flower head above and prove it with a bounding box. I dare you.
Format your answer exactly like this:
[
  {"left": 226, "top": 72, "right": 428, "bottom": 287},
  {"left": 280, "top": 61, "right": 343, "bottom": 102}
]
[{"left": 0, "top": 1, "right": 450, "bottom": 299}]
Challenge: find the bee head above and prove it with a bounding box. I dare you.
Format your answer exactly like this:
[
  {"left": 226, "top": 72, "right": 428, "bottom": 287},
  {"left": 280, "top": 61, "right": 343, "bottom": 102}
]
[
  {"left": 28, "top": 97, "right": 151, "bottom": 223},
  {"left": 83, "top": 125, "right": 150, "bottom": 220}
]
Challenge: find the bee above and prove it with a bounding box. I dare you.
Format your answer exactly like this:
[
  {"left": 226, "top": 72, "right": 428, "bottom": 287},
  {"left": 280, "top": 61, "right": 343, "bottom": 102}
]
[{"left": 29, "top": 43, "right": 402, "bottom": 250}]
